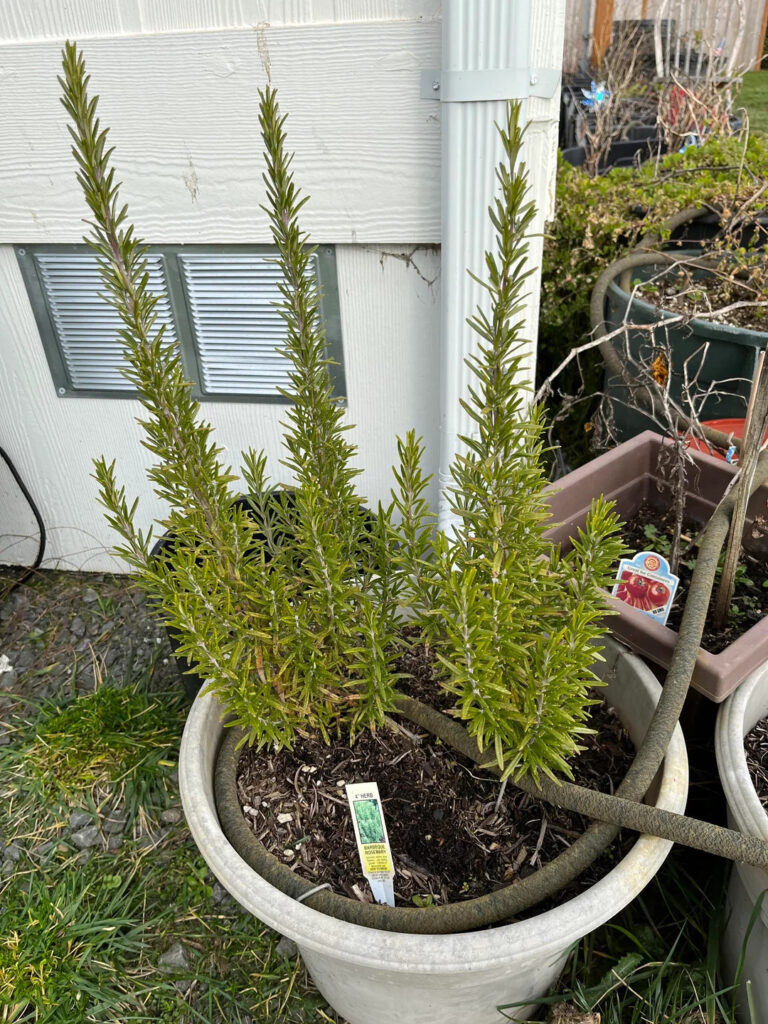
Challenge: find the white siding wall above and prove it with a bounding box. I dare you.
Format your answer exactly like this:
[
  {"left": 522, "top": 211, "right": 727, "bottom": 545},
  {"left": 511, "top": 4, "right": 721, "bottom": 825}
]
[{"left": 0, "top": 1, "right": 562, "bottom": 571}]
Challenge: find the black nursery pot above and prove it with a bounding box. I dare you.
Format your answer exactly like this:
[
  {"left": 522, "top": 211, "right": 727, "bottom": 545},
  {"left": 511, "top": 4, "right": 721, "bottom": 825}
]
[
  {"left": 668, "top": 210, "right": 768, "bottom": 250},
  {"left": 561, "top": 137, "right": 663, "bottom": 172},
  {"left": 559, "top": 117, "right": 741, "bottom": 176},
  {"left": 150, "top": 493, "right": 297, "bottom": 699},
  {"left": 151, "top": 492, "right": 376, "bottom": 699},
  {"left": 559, "top": 74, "right": 592, "bottom": 150}
]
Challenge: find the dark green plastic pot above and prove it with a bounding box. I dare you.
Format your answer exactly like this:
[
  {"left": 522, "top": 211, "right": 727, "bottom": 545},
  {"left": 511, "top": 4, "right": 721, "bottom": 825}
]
[{"left": 604, "top": 261, "right": 768, "bottom": 440}]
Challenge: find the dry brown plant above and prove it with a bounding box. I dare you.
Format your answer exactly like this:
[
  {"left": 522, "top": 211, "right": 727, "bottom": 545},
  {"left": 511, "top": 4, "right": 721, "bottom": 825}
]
[
  {"left": 655, "top": 0, "right": 748, "bottom": 153},
  {"left": 538, "top": 250, "right": 768, "bottom": 580},
  {"left": 583, "top": 22, "right": 649, "bottom": 177}
]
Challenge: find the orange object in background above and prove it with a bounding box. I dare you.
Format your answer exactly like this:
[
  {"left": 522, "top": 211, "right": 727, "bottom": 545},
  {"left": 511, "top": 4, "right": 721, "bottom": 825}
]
[{"left": 687, "top": 419, "right": 768, "bottom": 463}]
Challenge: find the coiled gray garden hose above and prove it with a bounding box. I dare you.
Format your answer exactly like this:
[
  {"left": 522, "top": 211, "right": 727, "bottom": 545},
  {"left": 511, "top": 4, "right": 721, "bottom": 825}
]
[
  {"left": 214, "top": 450, "right": 768, "bottom": 934},
  {"left": 212, "top": 206, "right": 768, "bottom": 934}
]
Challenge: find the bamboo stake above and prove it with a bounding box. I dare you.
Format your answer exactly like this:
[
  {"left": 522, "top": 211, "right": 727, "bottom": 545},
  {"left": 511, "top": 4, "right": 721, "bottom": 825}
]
[
  {"left": 713, "top": 349, "right": 768, "bottom": 629},
  {"left": 654, "top": 0, "right": 669, "bottom": 79}
]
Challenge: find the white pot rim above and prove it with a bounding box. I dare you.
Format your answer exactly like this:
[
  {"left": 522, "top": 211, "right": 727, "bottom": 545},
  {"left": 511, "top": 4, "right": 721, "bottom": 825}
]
[
  {"left": 180, "top": 643, "right": 688, "bottom": 975},
  {"left": 715, "top": 662, "right": 768, "bottom": 844},
  {"left": 715, "top": 663, "right": 768, "bottom": 927}
]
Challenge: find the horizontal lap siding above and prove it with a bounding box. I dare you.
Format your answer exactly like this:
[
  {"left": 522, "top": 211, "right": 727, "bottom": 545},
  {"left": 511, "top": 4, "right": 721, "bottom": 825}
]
[
  {"left": 0, "top": 1, "right": 442, "bottom": 41},
  {"left": 0, "top": 8, "right": 560, "bottom": 570},
  {"left": 0, "top": 22, "right": 441, "bottom": 244}
]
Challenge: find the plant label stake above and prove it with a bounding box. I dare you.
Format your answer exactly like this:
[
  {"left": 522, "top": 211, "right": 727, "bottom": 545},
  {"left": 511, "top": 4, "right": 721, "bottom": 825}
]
[
  {"left": 345, "top": 782, "right": 395, "bottom": 907},
  {"left": 612, "top": 551, "right": 679, "bottom": 625}
]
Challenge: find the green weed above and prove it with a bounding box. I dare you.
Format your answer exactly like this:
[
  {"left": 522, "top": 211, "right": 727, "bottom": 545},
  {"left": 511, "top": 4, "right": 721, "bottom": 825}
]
[
  {"left": 17, "top": 678, "right": 183, "bottom": 820},
  {"left": 0, "top": 858, "right": 148, "bottom": 1022}
]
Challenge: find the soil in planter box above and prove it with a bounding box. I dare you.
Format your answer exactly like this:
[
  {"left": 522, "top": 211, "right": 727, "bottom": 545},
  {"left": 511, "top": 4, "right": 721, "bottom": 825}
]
[
  {"left": 745, "top": 716, "right": 768, "bottom": 811},
  {"left": 235, "top": 644, "right": 636, "bottom": 911},
  {"left": 622, "top": 503, "right": 768, "bottom": 653},
  {"left": 637, "top": 267, "right": 768, "bottom": 331}
]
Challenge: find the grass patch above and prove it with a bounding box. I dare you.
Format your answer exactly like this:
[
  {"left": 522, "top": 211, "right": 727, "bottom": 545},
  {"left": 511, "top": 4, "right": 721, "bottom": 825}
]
[
  {"left": 24, "top": 680, "right": 182, "bottom": 807},
  {"left": 736, "top": 72, "right": 768, "bottom": 134},
  {"left": 0, "top": 668, "right": 334, "bottom": 1023},
  {"left": 1, "top": 859, "right": 148, "bottom": 1022},
  {"left": 0, "top": 667, "right": 184, "bottom": 846},
  {"left": 504, "top": 855, "right": 740, "bottom": 1024}
]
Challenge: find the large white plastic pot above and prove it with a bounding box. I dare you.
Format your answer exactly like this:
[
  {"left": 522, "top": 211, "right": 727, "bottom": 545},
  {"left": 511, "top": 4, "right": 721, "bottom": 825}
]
[
  {"left": 715, "top": 663, "right": 768, "bottom": 1021},
  {"left": 179, "top": 639, "right": 688, "bottom": 1024}
]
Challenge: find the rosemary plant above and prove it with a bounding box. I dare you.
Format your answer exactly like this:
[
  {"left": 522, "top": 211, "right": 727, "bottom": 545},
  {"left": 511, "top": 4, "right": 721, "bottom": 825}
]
[
  {"left": 61, "top": 43, "right": 400, "bottom": 748},
  {"left": 413, "top": 106, "right": 625, "bottom": 780},
  {"left": 61, "top": 41, "right": 623, "bottom": 781}
]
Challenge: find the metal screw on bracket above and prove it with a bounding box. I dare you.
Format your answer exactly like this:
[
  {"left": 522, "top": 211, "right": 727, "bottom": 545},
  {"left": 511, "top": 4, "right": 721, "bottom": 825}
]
[
  {"left": 432, "top": 79, "right": 440, "bottom": 92},
  {"left": 58, "top": 387, "right": 66, "bottom": 396},
  {"left": 529, "top": 74, "right": 538, "bottom": 86}
]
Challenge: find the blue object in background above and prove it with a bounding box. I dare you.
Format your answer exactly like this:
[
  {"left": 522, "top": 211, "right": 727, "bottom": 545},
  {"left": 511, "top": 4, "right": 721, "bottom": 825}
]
[{"left": 581, "top": 81, "right": 609, "bottom": 108}]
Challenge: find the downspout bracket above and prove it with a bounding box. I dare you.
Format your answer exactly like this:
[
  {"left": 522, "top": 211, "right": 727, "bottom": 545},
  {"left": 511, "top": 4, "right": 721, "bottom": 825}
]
[{"left": 420, "top": 68, "right": 560, "bottom": 102}]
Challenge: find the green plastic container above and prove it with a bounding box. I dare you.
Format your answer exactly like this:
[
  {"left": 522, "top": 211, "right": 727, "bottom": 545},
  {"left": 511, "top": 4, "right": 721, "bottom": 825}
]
[{"left": 603, "top": 262, "right": 768, "bottom": 440}]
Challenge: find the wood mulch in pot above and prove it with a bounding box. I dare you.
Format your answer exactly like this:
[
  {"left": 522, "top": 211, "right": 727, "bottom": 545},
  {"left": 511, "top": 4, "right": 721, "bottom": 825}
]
[
  {"left": 235, "top": 639, "right": 637, "bottom": 912},
  {"left": 745, "top": 716, "right": 768, "bottom": 811},
  {"left": 637, "top": 266, "right": 768, "bottom": 331}
]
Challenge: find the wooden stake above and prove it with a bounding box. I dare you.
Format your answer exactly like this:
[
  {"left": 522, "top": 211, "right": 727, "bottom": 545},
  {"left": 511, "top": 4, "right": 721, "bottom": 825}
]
[
  {"left": 756, "top": 0, "right": 768, "bottom": 70},
  {"left": 713, "top": 350, "right": 768, "bottom": 630},
  {"left": 591, "top": 0, "right": 615, "bottom": 70}
]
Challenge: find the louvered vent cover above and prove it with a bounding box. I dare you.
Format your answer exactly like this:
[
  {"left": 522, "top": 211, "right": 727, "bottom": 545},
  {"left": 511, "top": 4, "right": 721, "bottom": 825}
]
[
  {"left": 19, "top": 244, "right": 341, "bottom": 401},
  {"left": 36, "top": 253, "right": 175, "bottom": 390},
  {"left": 180, "top": 254, "right": 302, "bottom": 396}
]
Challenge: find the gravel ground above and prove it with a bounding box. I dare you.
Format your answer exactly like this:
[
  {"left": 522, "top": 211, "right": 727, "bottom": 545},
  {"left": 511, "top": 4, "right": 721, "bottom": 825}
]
[
  {"left": 0, "top": 566, "right": 182, "bottom": 727},
  {"left": 0, "top": 564, "right": 185, "bottom": 877}
]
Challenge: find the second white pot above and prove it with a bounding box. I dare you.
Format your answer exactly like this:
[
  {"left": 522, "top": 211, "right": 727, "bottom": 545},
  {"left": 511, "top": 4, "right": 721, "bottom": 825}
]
[
  {"left": 179, "top": 638, "right": 688, "bottom": 1024},
  {"left": 715, "top": 662, "right": 768, "bottom": 1021}
]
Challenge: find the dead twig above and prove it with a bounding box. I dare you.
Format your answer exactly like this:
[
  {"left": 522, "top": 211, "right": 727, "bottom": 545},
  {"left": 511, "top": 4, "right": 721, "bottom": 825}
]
[{"left": 713, "top": 351, "right": 768, "bottom": 628}]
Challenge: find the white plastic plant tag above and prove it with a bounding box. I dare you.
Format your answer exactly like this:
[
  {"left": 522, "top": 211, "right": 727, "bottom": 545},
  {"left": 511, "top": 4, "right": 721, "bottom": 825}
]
[
  {"left": 345, "top": 782, "right": 395, "bottom": 907},
  {"left": 612, "top": 550, "right": 679, "bottom": 626}
]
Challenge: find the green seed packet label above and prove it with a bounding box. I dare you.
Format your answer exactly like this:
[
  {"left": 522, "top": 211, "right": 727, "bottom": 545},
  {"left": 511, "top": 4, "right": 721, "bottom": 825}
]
[{"left": 345, "top": 782, "right": 395, "bottom": 906}]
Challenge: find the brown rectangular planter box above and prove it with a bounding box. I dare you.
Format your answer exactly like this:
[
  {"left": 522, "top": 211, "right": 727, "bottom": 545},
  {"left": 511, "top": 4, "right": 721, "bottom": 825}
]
[{"left": 544, "top": 431, "right": 768, "bottom": 702}]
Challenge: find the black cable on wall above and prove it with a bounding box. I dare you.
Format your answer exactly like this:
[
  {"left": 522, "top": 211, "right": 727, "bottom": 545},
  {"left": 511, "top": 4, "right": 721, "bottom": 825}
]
[{"left": 1, "top": 445, "right": 46, "bottom": 598}]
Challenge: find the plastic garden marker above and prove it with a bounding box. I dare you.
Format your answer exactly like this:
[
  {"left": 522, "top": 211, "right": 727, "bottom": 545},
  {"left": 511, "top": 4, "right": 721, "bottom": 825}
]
[
  {"left": 612, "top": 551, "right": 679, "bottom": 625},
  {"left": 345, "top": 782, "right": 395, "bottom": 907}
]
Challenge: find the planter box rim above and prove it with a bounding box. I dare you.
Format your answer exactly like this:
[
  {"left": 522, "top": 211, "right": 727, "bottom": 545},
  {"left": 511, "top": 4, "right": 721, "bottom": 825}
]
[{"left": 545, "top": 431, "right": 768, "bottom": 701}]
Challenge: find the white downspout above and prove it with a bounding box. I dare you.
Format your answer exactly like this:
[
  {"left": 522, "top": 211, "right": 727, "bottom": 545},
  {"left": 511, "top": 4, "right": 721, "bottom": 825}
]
[{"left": 437, "top": 0, "right": 535, "bottom": 534}]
